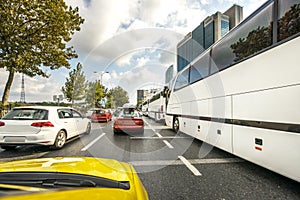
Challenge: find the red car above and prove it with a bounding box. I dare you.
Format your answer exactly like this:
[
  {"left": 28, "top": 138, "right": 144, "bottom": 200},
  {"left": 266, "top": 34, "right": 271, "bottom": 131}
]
[
  {"left": 91, "top": 109, "right": 112, "bottom": 122},
  {"left": 113, "top": 109, "right": 144, "bottom": 134}
]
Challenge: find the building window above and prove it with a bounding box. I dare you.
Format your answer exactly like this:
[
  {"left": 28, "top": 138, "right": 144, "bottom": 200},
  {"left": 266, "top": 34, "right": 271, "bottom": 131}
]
[
  {"left": 177, "top": 40, "right": 192, "bottom": 72},
  {"left": 221, "top": 20, "right": 230, "bottom": 37},
  {"left": 204, "top": 21, "right": 214, "bottom": 49}
]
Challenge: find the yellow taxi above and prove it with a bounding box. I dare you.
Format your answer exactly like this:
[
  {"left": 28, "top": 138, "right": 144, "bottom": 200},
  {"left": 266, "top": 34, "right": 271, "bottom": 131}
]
[{"left": 0, "top": 157, "right": 148, "bottom": 200}]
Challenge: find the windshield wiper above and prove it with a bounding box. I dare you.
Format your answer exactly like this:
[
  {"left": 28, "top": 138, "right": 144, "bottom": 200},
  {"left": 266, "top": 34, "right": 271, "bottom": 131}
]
[{"left": 0, "top": 172, "right": 130, "bottom": 190}]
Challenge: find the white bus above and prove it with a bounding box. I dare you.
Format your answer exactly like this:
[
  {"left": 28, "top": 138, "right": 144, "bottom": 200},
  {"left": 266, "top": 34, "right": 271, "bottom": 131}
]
[
  {"left": 141, "top": 101, "right": 149, "bottom": 116},
  {"left": 165, "top": 0, "right": 300, "bottom": 182},
  {"left": 148, "top": 88, "right": 167, "bottom": 122}
]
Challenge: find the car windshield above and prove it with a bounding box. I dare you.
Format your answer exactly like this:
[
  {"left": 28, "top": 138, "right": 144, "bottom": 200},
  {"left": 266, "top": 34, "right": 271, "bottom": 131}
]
[
  {"left": 2, "top": 109, "right": 48, "bottom": 120},
  {"left": 0, "top": 172, "right": 130, "bottom": 190}
]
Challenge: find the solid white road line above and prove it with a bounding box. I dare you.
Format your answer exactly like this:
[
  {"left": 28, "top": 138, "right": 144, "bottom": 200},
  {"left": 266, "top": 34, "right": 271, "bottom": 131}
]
[
  {"left": 129, "top": 157, "right": 244, "bottom": 166},
  {"left": 130, "top": 136, "right": 190, "bottom": 140},
  {"left": 81, "top": 133, "right": 106, "bottom": 151},
  {"left": 163, "top": 140, "right": 174, "bottom": 149},
  {"left": 178, "top": 156, "right": 202, "bottom": 176}
]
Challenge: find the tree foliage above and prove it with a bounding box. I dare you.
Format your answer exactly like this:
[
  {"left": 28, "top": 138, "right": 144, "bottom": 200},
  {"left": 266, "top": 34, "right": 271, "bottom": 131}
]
[
  {"left": 108, "top": 86, "right": 129, "bottom": 108},
  {"left": 85, "top": 81, "right": 106, "bottom": 108},
  {"left": 0, "top": 0, "right": 84, "bottom": 105},
  {"left": 61, "top": 62, "right": 87, "bottom": 104}
]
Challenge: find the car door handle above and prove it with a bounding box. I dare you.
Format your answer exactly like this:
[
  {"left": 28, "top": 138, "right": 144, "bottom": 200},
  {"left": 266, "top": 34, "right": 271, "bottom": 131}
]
[{"left": 64, "top": 122, "right": 68, "bottom": 123}]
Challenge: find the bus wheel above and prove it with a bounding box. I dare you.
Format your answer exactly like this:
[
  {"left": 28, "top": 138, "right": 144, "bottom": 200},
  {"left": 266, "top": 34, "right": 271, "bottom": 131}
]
[{"left": 173, "top": 117, "right": 179, "bottom": 133}]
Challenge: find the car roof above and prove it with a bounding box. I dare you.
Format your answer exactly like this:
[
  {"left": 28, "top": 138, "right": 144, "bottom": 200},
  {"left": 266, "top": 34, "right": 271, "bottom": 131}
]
[
  {"left": 122, "top": 103, "right": 135, "bottom": 109},
  {"left": 12, "top": 106, "right": 72, "bottom": 110}
]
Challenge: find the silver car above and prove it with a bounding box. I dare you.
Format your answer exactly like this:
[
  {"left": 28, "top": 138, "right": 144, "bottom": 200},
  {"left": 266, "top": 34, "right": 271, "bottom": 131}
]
[{"left": 0, "top": 106, "right": 91, "bottom": 150}]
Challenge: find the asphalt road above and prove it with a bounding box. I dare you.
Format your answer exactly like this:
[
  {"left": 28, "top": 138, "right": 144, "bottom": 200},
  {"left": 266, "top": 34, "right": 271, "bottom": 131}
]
[{"left": 0, "top": 117, "right": 299, "bottom": 199}]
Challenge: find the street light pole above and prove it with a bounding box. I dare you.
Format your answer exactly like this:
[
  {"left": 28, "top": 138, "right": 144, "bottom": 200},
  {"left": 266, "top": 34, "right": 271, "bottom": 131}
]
[
  {"left": 94, "top": 71, "right": 109, "bottom": 85},
  {"left": 93, "top": 71, "right": 109, "bottom": 108}
]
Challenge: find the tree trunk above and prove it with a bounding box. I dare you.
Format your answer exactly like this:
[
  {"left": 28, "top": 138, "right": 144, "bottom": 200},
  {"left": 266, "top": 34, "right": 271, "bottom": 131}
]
[{"left": 2, "top": 69, "right": 15, "bottom": 106}]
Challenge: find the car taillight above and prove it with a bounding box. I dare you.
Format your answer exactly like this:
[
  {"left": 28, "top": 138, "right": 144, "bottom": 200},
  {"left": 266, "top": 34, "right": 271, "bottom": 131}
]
[
  {"left": 31, "top": 121, "right": 54, "bottom": 127},
  {"left": 0, "top": 121, "right": 5, "bottom": 127},
  {"left": 134, "top": 119, "right": 144, "bottom": 126}
]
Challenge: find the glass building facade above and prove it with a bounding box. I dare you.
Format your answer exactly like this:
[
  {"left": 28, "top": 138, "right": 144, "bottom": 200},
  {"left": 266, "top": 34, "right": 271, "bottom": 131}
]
[
  {"left": 204, "top": 20, "right": 214, "bottom": 49},
  {"left": 176, "top": 5, "right": 243, "bottom": 72},
  {"left": 221, "top": 17, "right": 230, "bottom": 37}
]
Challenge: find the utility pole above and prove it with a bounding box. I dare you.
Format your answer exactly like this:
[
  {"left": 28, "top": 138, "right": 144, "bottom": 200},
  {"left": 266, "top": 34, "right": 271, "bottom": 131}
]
[{"left": 20, "top": 74, "right": 25, "bottom": 103}]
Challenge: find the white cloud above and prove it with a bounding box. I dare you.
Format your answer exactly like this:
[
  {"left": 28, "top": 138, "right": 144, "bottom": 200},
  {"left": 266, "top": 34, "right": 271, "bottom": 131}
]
[
  {"left": 114, "top": 52, "right": 134, "bottom": 67},
  {"left": 0, "top": 69, "right": 63, "bottom": 102},
  {"left": 1, "top": 0, "right": 262, "bottom": 103},
  {"left": 136, "top": 57, "right": 150, "bottom": 68}
]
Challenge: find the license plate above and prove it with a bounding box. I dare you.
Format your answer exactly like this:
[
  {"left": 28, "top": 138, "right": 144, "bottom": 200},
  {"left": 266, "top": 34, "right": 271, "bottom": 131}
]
[{"left": 4, "top": 137, "right": 25, "bottom": 143}]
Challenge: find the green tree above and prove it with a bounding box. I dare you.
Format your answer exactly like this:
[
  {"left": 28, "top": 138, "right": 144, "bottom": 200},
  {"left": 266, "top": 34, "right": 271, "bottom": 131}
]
[
  {"left": 108, "top": 86, "right": 129, "bottom": 108},
  {"left": 0, "top": 0, "right": 84, "bottom": 106},
  {"left": 85, "top": 81, "right": 107, "bottom": 108},
  {"left": 61, "top": 62, "right": 87, "bottom": 106}
]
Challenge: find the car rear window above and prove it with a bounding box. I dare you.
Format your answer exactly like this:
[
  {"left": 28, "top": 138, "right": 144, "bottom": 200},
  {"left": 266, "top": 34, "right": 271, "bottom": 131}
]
[
  {"left": 2, "top": 108, "right": 48, "bottom": 120},
  {"left": 94, "top": 110, "right": 105, "bottom": 114},
  {"left": 121, "top": 109, "right": 140, "bottom": 118}
]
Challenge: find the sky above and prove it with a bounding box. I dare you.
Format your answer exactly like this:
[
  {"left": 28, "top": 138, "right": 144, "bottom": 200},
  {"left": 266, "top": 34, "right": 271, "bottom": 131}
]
[{"left": 0, "top": 0, "right": 265, "bottom": 105}]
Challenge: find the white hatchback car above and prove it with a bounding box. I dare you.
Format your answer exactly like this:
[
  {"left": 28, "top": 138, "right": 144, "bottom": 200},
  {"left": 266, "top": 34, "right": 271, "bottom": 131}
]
[{"left": 0, "top": 106, "right": 91, "bottom": 150}]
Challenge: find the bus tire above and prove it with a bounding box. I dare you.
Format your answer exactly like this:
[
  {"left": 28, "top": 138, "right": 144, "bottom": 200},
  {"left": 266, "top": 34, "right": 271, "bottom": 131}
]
[{"left": 173, "top": 117, "right": 179, "bottom": 133}]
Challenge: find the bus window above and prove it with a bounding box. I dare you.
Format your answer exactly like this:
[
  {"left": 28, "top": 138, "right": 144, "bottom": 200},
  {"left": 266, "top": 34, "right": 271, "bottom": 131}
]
[
  {"left": 211, "top": 2, "right": 273, "bottom": 74},
  {"left": 189, "top": 51, "right": 210, "bottom": 84},
  {"left": 174, "top": 68, "right": 190, "bottom": 90},
  {"left": 278, "top": 0, "right": 300, "bottom": 41}
]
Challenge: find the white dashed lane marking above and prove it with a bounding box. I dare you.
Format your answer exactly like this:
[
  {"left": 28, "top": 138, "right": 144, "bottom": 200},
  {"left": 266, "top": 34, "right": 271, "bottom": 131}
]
[{"left": 81, "top": 133, "right": 106, "bottom": 151}]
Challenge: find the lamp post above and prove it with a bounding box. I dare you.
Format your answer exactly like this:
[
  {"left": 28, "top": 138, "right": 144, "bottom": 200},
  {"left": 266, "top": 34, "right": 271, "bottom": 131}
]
[
  {"left": 94, "top": 71, "right": 109, "bottom": 85},
  {"left": 93, "top": 71, "right": 109, "bottom": 108},
  {"left": 53, "top": 95, "right": 64, "bottom": 106}
]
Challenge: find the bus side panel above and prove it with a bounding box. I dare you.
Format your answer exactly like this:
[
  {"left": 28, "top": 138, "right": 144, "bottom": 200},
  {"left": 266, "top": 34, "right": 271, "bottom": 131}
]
[
  {"left": 233, "top": 85, "right": 300, "bottom": 124},
  {"left": 165, "top": 114, "right": 173, "bottom": 129},
  {"left": 207, "top": 96, "right": 233, "bottom": 153},
  {"left": 221, "top": 36, "right": 300, "bottom": 97},
  {"left": 233, "top": 127, "right": 300, "bottom": 182},
  {"left": 233, "top": 86, "right": 300, "bottom": 182},
  {"left": 179, "top": 101, "right": 191, "bottom": 134},
  {"left": 190, "top": 100, "right": 209, "bottom": 142}
]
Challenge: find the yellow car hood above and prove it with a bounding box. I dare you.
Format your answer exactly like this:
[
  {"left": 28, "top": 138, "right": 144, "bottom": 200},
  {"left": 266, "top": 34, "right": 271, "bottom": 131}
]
[
  {"left": 0, "top": 157, "right": 133, "bottom": 182},
  {"left": 0, "top": 188, "right": 145, "bottom": 200}
]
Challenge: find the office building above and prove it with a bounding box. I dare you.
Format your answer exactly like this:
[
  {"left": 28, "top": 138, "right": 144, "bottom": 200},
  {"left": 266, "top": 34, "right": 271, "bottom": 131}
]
[
  {"left": 224, "top": 4, "right": 244, "bottom": 29},
  {"left": 177, "top": 4, "right": 243, "bottom": 72}
]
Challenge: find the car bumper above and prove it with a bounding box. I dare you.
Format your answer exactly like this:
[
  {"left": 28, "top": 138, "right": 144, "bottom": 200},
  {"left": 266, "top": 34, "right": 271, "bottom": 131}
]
[
  {"left": 92, "top": 117, "right": 108, "bottom": 122},
  {"left": 0, "top": 131, "right": 56, "bottom": 146},
  {"left": 113, "top": 125, "right": 144, "bottom": 132}
]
